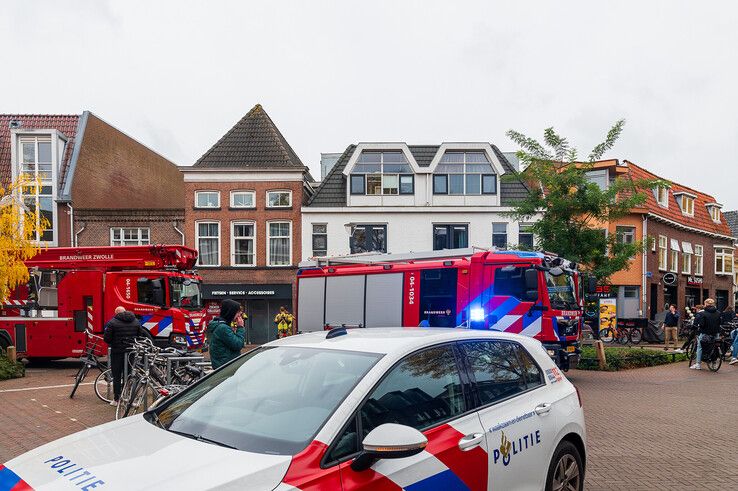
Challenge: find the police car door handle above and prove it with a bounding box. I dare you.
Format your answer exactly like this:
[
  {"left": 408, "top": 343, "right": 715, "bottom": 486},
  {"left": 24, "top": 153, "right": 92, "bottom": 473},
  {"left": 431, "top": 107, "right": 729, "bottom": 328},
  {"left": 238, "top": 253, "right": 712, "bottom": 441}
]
[
  {"left": 535, "top": 403, "right": 552, "bottom": 415},
  {"left": 458, "top": 432, "right": 485, "bottom": 451}
]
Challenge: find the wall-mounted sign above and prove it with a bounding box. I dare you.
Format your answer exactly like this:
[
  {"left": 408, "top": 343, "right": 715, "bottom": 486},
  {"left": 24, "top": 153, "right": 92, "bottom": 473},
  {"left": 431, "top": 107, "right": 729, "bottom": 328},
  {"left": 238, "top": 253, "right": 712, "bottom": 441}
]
[
  {"left": 202, "top": 283, "right": 292, "bottom": 299},
  {"left": 686, "top": 276, "right": 703, "bottom": 286},
  {"left": 662, "top": 273, "right": 677, "bottom": 286},
  {"left": 592, "top": 285, "right": 617, "bottom": 299}
]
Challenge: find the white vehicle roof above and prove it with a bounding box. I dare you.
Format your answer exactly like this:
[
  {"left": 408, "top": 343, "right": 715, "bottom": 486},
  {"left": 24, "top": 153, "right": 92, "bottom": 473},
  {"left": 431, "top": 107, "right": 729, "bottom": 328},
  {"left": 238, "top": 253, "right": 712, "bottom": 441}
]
[{"left": 268, "top": 327, "right": 544, "bottom": 355}]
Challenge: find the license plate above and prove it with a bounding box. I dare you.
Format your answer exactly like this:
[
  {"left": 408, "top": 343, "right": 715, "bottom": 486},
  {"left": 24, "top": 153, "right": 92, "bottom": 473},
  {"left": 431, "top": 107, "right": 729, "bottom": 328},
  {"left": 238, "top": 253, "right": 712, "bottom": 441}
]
[{"left": 566, "top": 346, "right": 576, "bottom": 353}]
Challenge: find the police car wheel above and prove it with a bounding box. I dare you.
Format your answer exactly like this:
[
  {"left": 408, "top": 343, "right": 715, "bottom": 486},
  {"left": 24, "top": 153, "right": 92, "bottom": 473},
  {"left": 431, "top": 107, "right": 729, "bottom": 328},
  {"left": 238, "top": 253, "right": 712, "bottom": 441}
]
[{"left": 545, "top": 440, "right": 583, "bottom": 491}]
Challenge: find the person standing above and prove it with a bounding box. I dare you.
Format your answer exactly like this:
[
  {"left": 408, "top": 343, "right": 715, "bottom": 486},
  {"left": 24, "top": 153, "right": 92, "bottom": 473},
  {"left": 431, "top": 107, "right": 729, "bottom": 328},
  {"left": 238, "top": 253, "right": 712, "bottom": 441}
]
[
  {"left": 663, "top": 304, "right": 679, "bottom": 351},
  {"left": 274, "top": 306, "right": 294, "bottom": 338},
  {"left": 207, "top": 299, "right": 246, "bottom": 369},
  {"left": 103, "top": 306, "right": 145, "bottom": 404},
  {"left": 690, "top": 299, "right": 721, "bottom": 370}
]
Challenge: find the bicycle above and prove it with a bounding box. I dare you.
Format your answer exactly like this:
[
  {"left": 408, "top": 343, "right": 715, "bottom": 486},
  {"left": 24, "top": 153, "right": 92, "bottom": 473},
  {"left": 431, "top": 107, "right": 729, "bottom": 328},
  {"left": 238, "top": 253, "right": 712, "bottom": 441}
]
[
  {"left": 599, "top": 325, "right": 633, "bottom": 345},
  {"left": 689, "top": 334, "right": 723, "bottom": 372},
  {"left": 70, "top": 330, "right": 114, "bottom": 403}
]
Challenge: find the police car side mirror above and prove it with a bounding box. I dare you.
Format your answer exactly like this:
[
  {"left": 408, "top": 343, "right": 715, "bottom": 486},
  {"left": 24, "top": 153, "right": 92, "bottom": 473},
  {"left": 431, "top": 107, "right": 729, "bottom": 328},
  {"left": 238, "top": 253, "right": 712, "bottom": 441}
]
[{"left": 351, "top": 423, "right": 428, "bottom": 472}]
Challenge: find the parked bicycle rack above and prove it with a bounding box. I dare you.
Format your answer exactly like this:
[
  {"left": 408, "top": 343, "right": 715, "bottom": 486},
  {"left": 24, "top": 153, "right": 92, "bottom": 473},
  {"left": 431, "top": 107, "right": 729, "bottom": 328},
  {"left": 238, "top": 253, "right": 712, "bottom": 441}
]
[{"left": 158, "top": 353, "right": 206, "bottom": 384}]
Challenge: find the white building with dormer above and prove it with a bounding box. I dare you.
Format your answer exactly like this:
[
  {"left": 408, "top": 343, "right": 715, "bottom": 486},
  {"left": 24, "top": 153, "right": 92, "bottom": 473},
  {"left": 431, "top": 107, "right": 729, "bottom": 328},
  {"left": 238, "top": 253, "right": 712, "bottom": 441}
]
[{"left": 301, "top": 142, "right": 535, "bottom": 258}]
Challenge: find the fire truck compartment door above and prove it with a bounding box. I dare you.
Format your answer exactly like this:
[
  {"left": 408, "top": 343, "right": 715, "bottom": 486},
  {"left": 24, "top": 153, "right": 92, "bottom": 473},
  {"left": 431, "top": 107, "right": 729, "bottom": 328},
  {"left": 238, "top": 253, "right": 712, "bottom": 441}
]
[
  {"left": 325, "top": 275, "right": 366, "bottom": 327},
  {"left": 365, "top": 273, "right": 403, "bottom": 327},
  {"left": 297, "top": 277, "right": 326, "bottom": 332}
]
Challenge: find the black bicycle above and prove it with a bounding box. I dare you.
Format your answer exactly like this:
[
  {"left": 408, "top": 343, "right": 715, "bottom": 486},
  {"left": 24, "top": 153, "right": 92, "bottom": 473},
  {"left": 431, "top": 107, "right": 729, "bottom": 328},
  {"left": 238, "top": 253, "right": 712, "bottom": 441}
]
[
  {"left": 689, "top": 334, "right": 723, "bottom": 372},
  {"left": 69, "top": 330, "right": 113, "bottom": 402}
]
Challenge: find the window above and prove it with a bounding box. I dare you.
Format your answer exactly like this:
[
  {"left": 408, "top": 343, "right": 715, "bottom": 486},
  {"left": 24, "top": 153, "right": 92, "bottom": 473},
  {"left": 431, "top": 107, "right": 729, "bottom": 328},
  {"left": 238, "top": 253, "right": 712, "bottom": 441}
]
[
  {"left": 350, "top": 225, "right": 387, "bottom": 253},
  {"left": 459, "top": 341, "right": 542, "bottom": 406},
  {"left": 230, "top": 191, "right": 255, "bottom": 209},
  {"left": 195, "top": 191, "right": 219, "bottom": 208},
  {"left": 623, "top": 286, "right": 639, "bottom": 298},
  {"left": 267, "top": 190, "right": 292, "bottom": 208},
  {"left": 694, "top": 245, "right": 703, "bottom": 276},
  {"left": 658, "top": 235, "right": 668, "bottom": 271},
  {"left": 136, "top": 276, "right": 164, "bottom": 305},
  {"left": 312, "top": 224, "right": 327, "bottom": 257},
  {"left": 678, "top": 195, "right": 695, "bottom": 216},
  {"left": 708, "top": 205, "right": 721, "bottom": 222},
  {"left": 715, "top": 247, "right": 734, "bottom": 275},
  {"left": 518, "top": 223, "right": 534, "bottom": 249},
  {"left": 616, "top": 226, "right": 635, "bottom": 245},
  {"left": 267, "top": 221, "right": 292, "bottom": 266},
  {"left": 585, "top": 169, "right": 608, "bottom": 190},
  {"left": 494, "top": 266, "right": 527, "bottom": 300},
  {"left": 350, "top": 151, "right": 413, "bottom": 196},
  {"left": 18, "top": 136, "right": 54, "bottom": 242},
  {"left": 433, "top": 151, "right": 496, "bottom": 195},
  {"left": 110, "top": 227, "right": 150, "bottom": 246},
  {"left": 670, "top": 250, "right": 679, "bottom": 273},
  {"left": 196, "top": 221, "right": 220, "bottom": 266},
  {"left": 682, "top": 242, "right": 693, "bottom": 274},
  {"left": 433, "top": 225, "right": 468, "bottom": 250},
  {"left": 231, "top": 222, "right": 255, "bottom": 266},
  {"left": 654, "top": 186, "right": 669, "bottom": 208},
  {"left": 361, "top": 344, "right": 464, "bottom": 433},
  {"left": 492, "top": 223, "right": 508, "bottom": 249}
]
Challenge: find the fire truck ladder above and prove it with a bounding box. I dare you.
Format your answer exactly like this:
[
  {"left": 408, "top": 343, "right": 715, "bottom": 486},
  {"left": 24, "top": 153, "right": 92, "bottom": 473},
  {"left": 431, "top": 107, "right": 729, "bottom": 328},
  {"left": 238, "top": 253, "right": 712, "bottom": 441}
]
[{"left": 301, "top": 248, "right": 482, "bottom": 267}]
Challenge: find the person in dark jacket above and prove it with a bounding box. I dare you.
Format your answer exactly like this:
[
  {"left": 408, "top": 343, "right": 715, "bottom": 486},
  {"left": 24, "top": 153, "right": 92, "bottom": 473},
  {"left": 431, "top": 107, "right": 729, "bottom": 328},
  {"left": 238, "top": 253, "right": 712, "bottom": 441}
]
[
  {"left": 663, "top": 304, "right": 679, "bottom": 351},
  {"left": 207, "top": 299, "right": 246, "bottom": 369},
  {"left": 690, "top": 299, "right": 721, "bottom": 370},
  {"left": 721, "top": 306, "right": 736, "bottom": 324},
  {"left": 103, "top": 306, "right": 146, "bottom": 402}
]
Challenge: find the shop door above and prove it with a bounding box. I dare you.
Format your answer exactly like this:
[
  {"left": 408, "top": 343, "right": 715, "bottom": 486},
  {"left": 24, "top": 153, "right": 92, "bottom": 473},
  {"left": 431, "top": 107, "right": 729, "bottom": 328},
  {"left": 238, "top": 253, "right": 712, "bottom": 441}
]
[
  {"left": 716, "top": 290, "right": 729, "bottom": 311},
  {"left": 249, "top": 300, "right": 269, "bottom": 345},
  {"left": 650, "top": 284, "right": 659, "bottom": 320}
]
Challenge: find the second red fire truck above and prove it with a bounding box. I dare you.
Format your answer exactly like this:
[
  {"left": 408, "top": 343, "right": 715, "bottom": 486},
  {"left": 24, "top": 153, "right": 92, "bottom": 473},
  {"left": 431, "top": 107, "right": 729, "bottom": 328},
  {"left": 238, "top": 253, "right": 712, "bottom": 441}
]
[
  {"left": 0, "top": 245, "right": 207, "bottom": 360},
  {"left": 297, "top": 248, "right": 593, "bottom": 370}
]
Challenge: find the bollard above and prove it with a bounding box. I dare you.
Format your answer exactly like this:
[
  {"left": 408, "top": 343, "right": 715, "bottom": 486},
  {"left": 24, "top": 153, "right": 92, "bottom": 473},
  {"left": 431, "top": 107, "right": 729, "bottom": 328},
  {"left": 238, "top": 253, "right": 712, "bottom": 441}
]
[
  {"left": 594, "top": 340, "right": 607, "bottom": 370},
  {"left": 7, "top": 345, "right": 16, "bottom": 361}
]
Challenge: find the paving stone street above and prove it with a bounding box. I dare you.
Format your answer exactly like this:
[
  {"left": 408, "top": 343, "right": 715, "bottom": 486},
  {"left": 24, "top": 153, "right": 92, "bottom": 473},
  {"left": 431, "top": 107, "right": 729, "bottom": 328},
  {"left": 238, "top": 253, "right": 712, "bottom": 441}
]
[{"left": 2, "top": 359, "right": 737, "bottom": 489}]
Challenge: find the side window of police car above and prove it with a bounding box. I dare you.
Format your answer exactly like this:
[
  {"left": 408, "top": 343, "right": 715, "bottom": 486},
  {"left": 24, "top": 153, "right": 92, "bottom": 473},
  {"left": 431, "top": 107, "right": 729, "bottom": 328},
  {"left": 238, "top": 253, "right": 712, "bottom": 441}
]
[
  {"left": 326, "top": 344, "right": 465, "bottom": 464},
  {"left": 459, "top": 341, "right": 544, "bottom": 407}
]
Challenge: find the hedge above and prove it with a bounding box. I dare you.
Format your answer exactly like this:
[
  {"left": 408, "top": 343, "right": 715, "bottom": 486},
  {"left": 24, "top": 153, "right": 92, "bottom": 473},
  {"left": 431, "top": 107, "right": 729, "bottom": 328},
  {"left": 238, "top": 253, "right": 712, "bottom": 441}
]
[
  {"left": 577, "top": 345, "right": 690, "bottom": 371},
  {"left": 0, "top": 350, "right": 25, "bottom": 380}
]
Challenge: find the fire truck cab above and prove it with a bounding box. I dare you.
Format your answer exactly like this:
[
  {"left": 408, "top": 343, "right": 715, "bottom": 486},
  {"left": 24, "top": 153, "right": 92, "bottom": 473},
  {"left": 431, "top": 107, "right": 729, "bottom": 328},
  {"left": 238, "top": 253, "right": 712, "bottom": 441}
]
[
  {"left": 0, "top": 245, "right": 207, "bottom": 360},
  {"left": 297, "top": 248, "right": 589, "bottom": 370}
]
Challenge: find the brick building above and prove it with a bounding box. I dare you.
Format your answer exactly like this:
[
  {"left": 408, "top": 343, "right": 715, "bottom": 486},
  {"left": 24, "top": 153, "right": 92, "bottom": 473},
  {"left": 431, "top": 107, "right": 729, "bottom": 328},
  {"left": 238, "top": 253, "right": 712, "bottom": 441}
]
[
  {"left": 578, "top": 160, "right": 735, "bottom": 320},
  {"left": 0, "top": 112, "right": 185, "bottom": 248},
  {"left": 181, "top": 104, "right": 313, "bottom": 343}
]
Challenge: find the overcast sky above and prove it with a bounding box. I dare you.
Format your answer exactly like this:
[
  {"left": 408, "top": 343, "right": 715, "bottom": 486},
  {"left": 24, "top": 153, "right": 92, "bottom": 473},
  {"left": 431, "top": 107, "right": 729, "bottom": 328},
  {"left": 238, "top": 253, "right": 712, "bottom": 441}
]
[{"left": 3, "top": 1, "right": 737, "bottom": 208}]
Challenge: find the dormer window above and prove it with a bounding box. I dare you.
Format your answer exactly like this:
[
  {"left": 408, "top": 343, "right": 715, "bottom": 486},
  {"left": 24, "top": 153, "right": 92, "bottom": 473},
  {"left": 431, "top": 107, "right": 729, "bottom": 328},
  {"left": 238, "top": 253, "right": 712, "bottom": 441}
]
[
  {"left": 674, "top": 192, "right": 695, "bottom": 216},
  {"left": 707, "top": 203, "right": 722, "bottom": 222},
  {"left": 654, "top": 186, "right": 669, "bottom": 208},
  {"left": 433, "top": 151, "right": 496, "bottom": 195},
  {"left": 350, "top": 151, "right": 414, "bottom": 196}
]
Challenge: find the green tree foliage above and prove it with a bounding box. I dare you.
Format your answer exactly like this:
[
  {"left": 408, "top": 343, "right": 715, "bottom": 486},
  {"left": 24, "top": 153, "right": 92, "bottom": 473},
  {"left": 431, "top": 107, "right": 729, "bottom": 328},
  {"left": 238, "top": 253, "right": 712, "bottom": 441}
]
[{"left": 506, "top": 120, "right": 664, "bottom": 282}]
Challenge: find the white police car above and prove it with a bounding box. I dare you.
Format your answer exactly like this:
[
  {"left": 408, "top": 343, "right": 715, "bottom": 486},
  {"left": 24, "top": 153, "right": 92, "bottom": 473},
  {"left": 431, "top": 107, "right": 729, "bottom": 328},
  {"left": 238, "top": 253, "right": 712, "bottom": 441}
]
[{"left": 1, "top": 328, "right": 585, "bottom": 491}]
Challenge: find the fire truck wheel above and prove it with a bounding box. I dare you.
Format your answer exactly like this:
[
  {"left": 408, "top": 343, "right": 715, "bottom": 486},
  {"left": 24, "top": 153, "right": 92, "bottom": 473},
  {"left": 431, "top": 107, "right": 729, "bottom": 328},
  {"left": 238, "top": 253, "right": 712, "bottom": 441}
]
[
  {"left": 0, "top": 334, "right": 9, "bottom": 352},
  {"left": 25, "top": 357, "right": 64, "bottom": 366}
]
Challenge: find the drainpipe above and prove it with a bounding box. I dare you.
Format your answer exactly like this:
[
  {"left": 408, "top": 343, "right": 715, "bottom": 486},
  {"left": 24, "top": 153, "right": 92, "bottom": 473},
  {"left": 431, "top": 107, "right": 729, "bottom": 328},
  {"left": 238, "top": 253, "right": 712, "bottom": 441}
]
[
  {"left": 173, "top": 221, "right": 185, "bottom": 246},
  {"left": 74, "top": 222, "right": 85, "bottom": 247},
  {"left": 642, "top": 215, "right": 648, "bottom": 318},
  {"left": 66, "top": 203, "right": 74, "bottom": 246}
]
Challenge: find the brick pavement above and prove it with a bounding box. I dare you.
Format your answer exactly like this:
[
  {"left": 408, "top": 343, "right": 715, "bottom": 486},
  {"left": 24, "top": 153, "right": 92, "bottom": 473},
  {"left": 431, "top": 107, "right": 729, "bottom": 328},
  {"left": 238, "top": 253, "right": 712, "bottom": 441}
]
[{"left": 2, "top": 358, "right": 738, "bottom": 490}]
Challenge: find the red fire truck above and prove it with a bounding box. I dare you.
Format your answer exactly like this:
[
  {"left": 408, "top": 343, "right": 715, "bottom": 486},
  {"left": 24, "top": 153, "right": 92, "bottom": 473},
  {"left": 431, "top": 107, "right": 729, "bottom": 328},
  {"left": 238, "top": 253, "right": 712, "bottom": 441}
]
[
  {"left": 0, "top": 245, "right": 207, "bottom": 360},
  {"left": 297, "top": 248, "right": 594, "bottom": 370}
]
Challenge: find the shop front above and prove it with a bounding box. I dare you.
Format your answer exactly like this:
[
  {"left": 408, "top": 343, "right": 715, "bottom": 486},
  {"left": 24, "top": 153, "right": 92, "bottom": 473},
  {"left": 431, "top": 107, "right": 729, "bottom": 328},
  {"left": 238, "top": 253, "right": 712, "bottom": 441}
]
[{"left": 202, "top": 283, "right": 293, "bottom": 344}]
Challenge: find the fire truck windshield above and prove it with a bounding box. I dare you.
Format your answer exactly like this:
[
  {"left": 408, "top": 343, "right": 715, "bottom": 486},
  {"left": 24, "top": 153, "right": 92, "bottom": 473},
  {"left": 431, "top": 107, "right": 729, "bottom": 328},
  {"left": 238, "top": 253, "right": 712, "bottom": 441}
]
[
  {"left": 545, "top": 271, "right": 577, "bottom": 310},
  {"left": 170, "top": 277, "right": 203, "bottom": 310}
]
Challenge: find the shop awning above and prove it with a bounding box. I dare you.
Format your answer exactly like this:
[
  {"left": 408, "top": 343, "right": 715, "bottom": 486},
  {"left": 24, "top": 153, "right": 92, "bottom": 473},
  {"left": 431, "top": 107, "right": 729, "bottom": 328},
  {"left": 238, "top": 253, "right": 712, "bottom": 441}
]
[
  {"left": 682, "top": 242, "right": 693, "bottom": 254},
  {"left": 670, "top": 239, "right": 681, "bottom": 251}
]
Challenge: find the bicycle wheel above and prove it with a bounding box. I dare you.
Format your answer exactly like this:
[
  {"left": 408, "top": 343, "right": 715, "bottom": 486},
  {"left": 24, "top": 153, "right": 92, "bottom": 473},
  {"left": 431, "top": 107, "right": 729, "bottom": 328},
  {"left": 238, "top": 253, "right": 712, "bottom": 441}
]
[
  {"left": 116, "top": 377, "right": 137, "bottom": 420},
  {"left": 599, "top": 328, "right": 614, "bottom": 343},
  {"left": 689, "top": 342, "right": 698, "bottom": 367},
  {"left": 708, "top": 347, "right": 722, "bottom": 372},
  {"left": 617, "top": 329, "right": 629, "bottom": 345},
  {"left": 629, "top": 328, "right": 642, "bottom": 345},
  {"left": 125, "top": 379, "right": 157, "bottom": 417},
  {"left": 94, "top": 369, "right": 115, "bottom": 403},
  {"left": 69, "top": 364, "right": 90, "bottom": 399}
]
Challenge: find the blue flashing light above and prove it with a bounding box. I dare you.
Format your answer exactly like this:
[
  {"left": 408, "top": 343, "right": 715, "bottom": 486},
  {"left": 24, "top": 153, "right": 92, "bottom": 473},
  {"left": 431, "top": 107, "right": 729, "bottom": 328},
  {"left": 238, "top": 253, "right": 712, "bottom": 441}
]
[{"left": 470, "top": 308, "right": 485, "bottom": 322}]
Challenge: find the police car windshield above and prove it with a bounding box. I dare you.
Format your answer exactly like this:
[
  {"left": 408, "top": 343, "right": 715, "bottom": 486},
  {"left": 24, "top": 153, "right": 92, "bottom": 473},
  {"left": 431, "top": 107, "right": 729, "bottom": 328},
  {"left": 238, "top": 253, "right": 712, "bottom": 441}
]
[
  {"left": 169, "top": 278, "right": 202, "bottom": 310},
  {"left": 153, "top": 346, "right": 381, "bottom": 455},
  {"left": 545, "top": 271, "right": 577, "bottom": 310}
]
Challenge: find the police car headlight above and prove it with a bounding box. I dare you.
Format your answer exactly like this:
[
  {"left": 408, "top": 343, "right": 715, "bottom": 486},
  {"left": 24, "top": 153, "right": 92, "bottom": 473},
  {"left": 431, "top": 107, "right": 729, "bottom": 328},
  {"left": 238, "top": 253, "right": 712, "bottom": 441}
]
[
  {"left": 470, "top": 308, "right": 485, "bottom": 322},
  {"left": 546, "top": 349, "right": 556, "bottom": 357}
]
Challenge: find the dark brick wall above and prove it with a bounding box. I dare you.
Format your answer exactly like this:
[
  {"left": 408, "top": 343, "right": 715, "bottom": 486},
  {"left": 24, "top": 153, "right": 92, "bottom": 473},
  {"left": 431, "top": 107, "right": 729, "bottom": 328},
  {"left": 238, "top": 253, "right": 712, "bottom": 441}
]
[
  {"left": 71, "top": 114, "right": 184, "bottom": 210},
  {"left": 74, "top": 209, "right": 184, "bottom": 246},
  {"left": 645, "top": 218, "right": 734, "bottom": 317}
]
